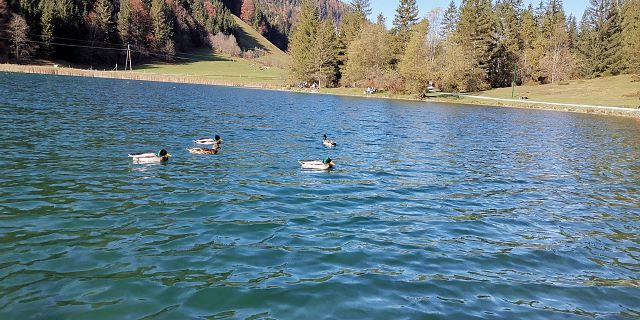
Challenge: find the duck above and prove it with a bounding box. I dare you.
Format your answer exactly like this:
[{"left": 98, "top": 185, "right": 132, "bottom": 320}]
[
  {"left": 187, "top": 147, "right": 218, "bottom": 155},
  {"left": 129, "top": 149, "right": 171, "bottom": 163},
  {"left": 323, "top": 134, "right": 336, "bottom": 147},
  {"left": 299, "top": 157, "right": 335, "bottom": 170},
  {"left": 194, "top": 135, "right": 223, "bottom": 148}
]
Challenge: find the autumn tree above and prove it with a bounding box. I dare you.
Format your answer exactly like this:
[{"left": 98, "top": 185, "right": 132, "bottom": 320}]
[
  {"left": 343, "top": 22, "right": 393, "bottom": 88},
  {"left": 241, "top": 0, "right": 256, "bottom": 24},
  {"left": 399, "top": 19, "right": 432, "bottom": 97},
  {"left": 118, "top": 0, "right": 151, "bottom": 53},
  {"left": 8, "top": 13, "right": 37, "bottom": 62}
]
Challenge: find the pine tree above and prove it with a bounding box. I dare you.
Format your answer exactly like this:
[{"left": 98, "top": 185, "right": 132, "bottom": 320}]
[
  {"left": 94, "top": 0, "right": 115, "bottom": 42},
  {"left": 314, "top": 19, "right": 339, "bottom": 87},
  {"left": 39, "top": 0, "right": 55, "bottom": 55},
  {"left": 440, "top": 0, "right": 458, "bottom": 39},
  {"left": 622, "top": 0, "right": 640, "bottom": 73},
  {"left": 376, "top": 13, "right": 385, "bottom": 26},
  {"left": 150, "top": 0, "right": 174, "bottom": 56},
  {"left": 519, "top": 4, "right": 542, "bottom": 83},
  {"left": 352, "top": 0, "right": 371, "bottom": 17},
  {"left": 489, "top": 0, "right": 523, "bottom": 87},
  {"left": 454, "top": 0, "right": 494, "bottom": 89},
  {"left": 604, "top": 0, "right": 624, "bottom": 75},
  {"left": 539, "top": 0, "right": 573, "bottom": 83},
  {"left": 0, "top": 0, "right": 10, "bottom": 63},
  {"left": 290, "top": 0, "right": 320, "bottom": 82},
  {"left": 391, "top": 0, "right": 419, "bottom": 56}
]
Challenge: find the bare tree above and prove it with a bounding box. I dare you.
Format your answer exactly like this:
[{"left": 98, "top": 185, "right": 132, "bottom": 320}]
[{"left": 8, "top": 14, "right": 36, "bottom": 62}]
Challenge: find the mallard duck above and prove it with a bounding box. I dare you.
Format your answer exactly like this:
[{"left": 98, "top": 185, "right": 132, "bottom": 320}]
[
  {"left": 187, "top": 147, "right": 218, "bottom": 155},
  {"left": 299, "top": 157, "right": 335, "bottom": 170},
  {"left": 194, "top": 135, "right": 223, "bottom": 147},
  {"left": 129, "top": 149, "right": 171, "bottom": 163},
  {"left": 323, "top": 134, "right": 336, "bottom": 147}
]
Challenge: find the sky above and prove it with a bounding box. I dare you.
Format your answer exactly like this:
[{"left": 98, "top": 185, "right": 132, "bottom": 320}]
[{"left": 369, "top": 0, "right": 589, "bottom": 28}]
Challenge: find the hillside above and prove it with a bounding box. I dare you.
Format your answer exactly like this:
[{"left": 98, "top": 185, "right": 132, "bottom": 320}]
[{"left": 135, "top": 14, "right": 290, "bottom": 86}]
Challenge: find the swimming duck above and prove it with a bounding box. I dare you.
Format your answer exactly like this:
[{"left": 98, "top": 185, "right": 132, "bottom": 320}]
[
  {"left": 129, "top": 149, "right": 171, "bottom": 163},
  {"left": 299, "top": 157, "right": 335, "bottom": 170},
  {"left": 187, "top": 147, "right": 218, "bottom": 155},
  {"left": 323, "top": 134, "right": 336, "bottom": 147},
  {"left": 194, "top": 135, "right": 223, "bottom": 147}
]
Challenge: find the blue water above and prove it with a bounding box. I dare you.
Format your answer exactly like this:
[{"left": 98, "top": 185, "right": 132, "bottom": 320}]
[{"left": 1, "top": 72, "right": 639, "bottom": 319}]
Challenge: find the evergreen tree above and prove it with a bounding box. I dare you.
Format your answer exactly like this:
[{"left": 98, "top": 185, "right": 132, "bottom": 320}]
[
  {"left": 440, "top": 0, "right": 458, "bottom": 39},
  {"left": 622, "top": 0, "right": 640, "bottom": 73},
  {"left": 290, "top": 0, "right": 320, "bottom": 82},
  {"left": 0, "top": 0, "right": 10, "bottom": 63},
  {"left": 604, "top": 0, "right": 624, "bottom": 75},
  {"left": 94, "top": 0, "right": 115, "bottom": 42},
  {"left": 314, "top": 19, "right": 340, "bottom": 87},
  {"left": 454, "top": 0, "right": 494, "bottom": 89},
  {"left": 519, "top": 4, "right": 542, "bottom": 83},
  {"left": 39, "top": 0, "right": 55, "bottom": 55},
  {"left": 391, "top": 0, "right": 419, "bottom": 56},
  {"left": 352, "top": 0, "right": 371, "bottom": 17},
  {"left": 150, "top": 0, "right": 174, "bottom": 57},
  {"left": 539, "top": 0, "right": 573, "bottom": 83},
  {"left": 376, "top": 12, "right": 385, "bottom": 26},
  {"left": 489, "top": 0, "right": 523, "bottom": 87},
  {"left": 578, "top": 0, "right": 624, "bottom": 77}
]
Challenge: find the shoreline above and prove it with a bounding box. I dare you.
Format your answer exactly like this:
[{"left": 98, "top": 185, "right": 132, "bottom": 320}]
[{"left": 2, "top": 63, "right": 639, "bottom": 118}]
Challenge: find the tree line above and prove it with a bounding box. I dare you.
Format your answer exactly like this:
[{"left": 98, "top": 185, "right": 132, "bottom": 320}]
[
  {"left": 0, "top": 0, "right": 237, "bottom": 64},
  {"left": 290, "top": 0, "right": 640, "bottom": 96}
]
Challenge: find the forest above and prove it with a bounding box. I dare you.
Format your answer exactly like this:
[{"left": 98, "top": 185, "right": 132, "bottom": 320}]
[
  {"left": 291, "top": 0, "right": 640, "bottom": 95},
  {"left": 1, "top": 0, "right": 639, "bottom": 95},
  {"left": 0, "top": 0, "right": 345, "bottom": 64}
]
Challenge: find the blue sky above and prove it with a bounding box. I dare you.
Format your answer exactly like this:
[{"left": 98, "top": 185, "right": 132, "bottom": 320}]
[{"left": 369, "top": 1, "right": 589, "bottom": 28}]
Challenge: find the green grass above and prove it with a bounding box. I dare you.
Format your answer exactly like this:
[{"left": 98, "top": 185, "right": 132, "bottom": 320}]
[
  {"left": 136, "top": 49, "right": 287, "bottom": 86},
  {"left": 479, "top": 74, "right": 640, "bottom": 107},
  {"left": 137, "top": 15, "right": 290, "bottom": 86}
]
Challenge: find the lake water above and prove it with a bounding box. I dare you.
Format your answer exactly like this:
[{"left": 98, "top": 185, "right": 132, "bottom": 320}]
[{"left": 1, "top": 72, "right": 639, "bottom": 319}]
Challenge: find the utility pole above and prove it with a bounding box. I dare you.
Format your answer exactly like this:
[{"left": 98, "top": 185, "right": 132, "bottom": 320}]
[{"left": 125, "top": 44, "right": 132, "bottom": 71}]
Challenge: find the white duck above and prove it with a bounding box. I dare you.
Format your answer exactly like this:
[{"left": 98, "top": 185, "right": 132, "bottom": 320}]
[
  {"left": 299, "top": 157, "right": 335, "bottom": 170},
  {"left": 129, "top": 149, "right": 171, "bottom": 163}
]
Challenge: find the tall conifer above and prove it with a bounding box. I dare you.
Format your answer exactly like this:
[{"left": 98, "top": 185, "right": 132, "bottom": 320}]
[{"left": 290, "top": 0, "right": 320, "bottom": 82}]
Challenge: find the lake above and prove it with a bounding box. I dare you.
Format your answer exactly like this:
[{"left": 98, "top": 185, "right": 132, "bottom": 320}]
[{"left": 1, "top": 72, "right": 639, "bottom": 319}]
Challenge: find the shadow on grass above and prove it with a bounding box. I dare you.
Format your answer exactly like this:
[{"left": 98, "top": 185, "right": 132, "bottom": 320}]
[{"left": 234, "top": 27, "right": 269, "bottom": 53}]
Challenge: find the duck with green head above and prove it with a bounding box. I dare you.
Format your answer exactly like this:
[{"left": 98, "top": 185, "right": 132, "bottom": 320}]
[{"left": 299, "top": 157, "right": 335, "bottom": 170}]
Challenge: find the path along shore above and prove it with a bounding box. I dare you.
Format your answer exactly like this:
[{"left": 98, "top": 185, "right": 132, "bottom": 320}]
[{"left": 2, "top": 64, "right": 639, "bottom": 118}]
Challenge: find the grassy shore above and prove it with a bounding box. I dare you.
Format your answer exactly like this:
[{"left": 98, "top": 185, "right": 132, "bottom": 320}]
[
  {"left": 479, "top": 75, "right": 640, "bottom": 108},
  {"left": 2, "top": 63, "right": 639, "bottom": 118}
]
